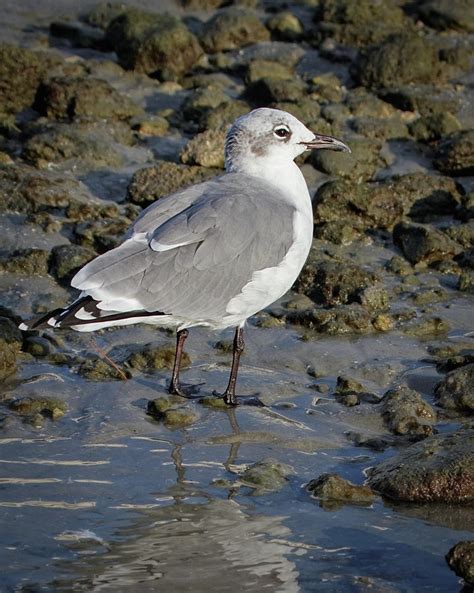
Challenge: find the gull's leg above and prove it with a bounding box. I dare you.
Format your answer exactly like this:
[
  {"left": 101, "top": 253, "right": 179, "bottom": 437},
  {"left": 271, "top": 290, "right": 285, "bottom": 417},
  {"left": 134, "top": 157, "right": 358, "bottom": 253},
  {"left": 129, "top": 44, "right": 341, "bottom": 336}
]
[
  {"left": 169, "top": 329, "right": 201, "bottom": 398},
  {"left": 221, "top": 327, "right": 263, "bottom": 407}
]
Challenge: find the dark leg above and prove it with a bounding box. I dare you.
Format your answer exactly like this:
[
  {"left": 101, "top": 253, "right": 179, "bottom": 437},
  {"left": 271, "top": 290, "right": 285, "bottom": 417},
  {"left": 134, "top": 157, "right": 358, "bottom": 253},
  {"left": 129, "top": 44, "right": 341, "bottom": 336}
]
[
  {"left": 218, "top": 327, "right": 264, "bottom": 407},
  {"left": 169, "top": 329, "right": 201, "bottom": 398}
]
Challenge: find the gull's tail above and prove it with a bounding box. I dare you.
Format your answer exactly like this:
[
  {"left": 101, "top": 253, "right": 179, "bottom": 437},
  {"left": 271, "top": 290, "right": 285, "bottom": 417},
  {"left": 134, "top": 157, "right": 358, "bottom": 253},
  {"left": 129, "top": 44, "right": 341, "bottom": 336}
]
[{"left": 19, "top": 296, "right": 165, "bottom": 332}]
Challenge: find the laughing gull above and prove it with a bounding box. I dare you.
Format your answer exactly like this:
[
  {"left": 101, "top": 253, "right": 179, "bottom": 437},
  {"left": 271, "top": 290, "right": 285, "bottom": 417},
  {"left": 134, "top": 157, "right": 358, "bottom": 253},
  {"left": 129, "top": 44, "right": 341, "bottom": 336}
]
[{"left": 20, "top": 108, "right": 350, "bottom": 405}]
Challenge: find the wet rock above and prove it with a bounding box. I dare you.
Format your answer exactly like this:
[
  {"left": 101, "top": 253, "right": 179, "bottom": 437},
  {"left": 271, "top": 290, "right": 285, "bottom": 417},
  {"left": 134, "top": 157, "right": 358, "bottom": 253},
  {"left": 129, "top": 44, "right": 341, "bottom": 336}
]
[
  {"left": 381, "top": 85, "right": 461, "bottom": 116},
  {"left": 306, "top": 473, "right": 375, "bottom": 508},
  {"left": 34, "top": 77, "right": 142, "bottom": 121},
  {"left": 147, "top": 397, "right": 198, "bottom": 428},
  {"left": 410, "top": 287, "right": 449, "bottom": 306},
  {"left": 23, "top": 336, "right": 56, "bottom": 357},
  {"left": 288, "top": 304, "right": 373, "bottom": 335},
  {"left": 23, "top": 123, "right": 125, "bottom": 169},
  {"left": 246, "top": 76, "right": 307, "bottom": 105},
  {"left": 0, "top": 317, "right": 22, "bottom": 351},
  {"left": 0, "top": 248, "right": 49, "bottom": 276},
  {"left": 182, "top": 85, "right": 231, "bottom": 125},
  {"left": 295, "top": 258, "right": 378, "bottom": 307},
  {"left": 402, "top": 316, "right": 450, "bottom": 337},
  {"left": 49, "top": 244, "right": 96, "bottom": 282},
  {"left": 132, "top": 115, "right": 169, "bottom": 137},
  {"left": 312, "top": 0, "right": 410, "bottom": 46},
  {"left": 127, "top": 161, "right": 219, "bottom": 207},
  {"left": 367, "top": 429, "right": 474, "bottom": 503},
  {"left": 267, "top": 11, "right": 304, "bottom": 42},
  {"left": 78, "top": 358, "right": 129, "bottom": 381},
  {"left": 351, "top": 34, "right": 443, "bottom": 89},
  {"left": 126, "top": 345, "right": 190, "bottom": 372},
  {"left": 409, "top": 112, "right": 462, "bottom": 142},
  {"left": 0, "top": 339, "right": 17, "bottom": 381},
  {"left": 393, "top": 221, "right": 462, "bottom": 265},
  {"left": 434, "top": 364, "right": 474, "bottom": 414},
  {"left": 336, "top": 376, "right": 365, "bottom": 394},
  {"left": 9, "top": 396, "right": 67, "bottom": 421},
  {"left": 0, "top": 44, "right": 58, "bottom": 114},
  {"left": 180, "top": 128, "right": 226, "bottom": 168},
  {"left": 200, "top": 8, "right": 270, "bottom": 53},
  {"left": 105, "top": 10, "right": 203, "bottom": 80},
  {"left": 416, "top": 0, "right": 474, "bottom": 33},
  {"left": 239, "top": 458, "right": 294, "bottom": 493},
  {"left": 381, "top": 386, "right": 436, "bottom": 437},
  {"left": 434, "top": 130, "right": 474, "bottom": 176},
  {"left": 310, "top": 137, "right": 382, "bottom": 182},
  {"left": 446, "top": 541, "right": 474, "bottom": 586}
]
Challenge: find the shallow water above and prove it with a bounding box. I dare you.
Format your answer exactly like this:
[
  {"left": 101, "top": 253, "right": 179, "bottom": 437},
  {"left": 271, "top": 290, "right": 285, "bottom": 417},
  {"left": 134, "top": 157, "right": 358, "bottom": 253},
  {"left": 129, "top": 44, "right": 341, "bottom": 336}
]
[{"left": 1, "top": 1, "right": 473, "bottom": 592}]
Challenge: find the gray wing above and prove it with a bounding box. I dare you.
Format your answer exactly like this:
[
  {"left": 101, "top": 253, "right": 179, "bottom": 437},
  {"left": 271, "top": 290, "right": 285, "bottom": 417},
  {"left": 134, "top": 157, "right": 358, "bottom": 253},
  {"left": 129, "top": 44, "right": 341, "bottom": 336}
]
[{"left": 72, "top": 173, "right": 296, "bottom": 322}]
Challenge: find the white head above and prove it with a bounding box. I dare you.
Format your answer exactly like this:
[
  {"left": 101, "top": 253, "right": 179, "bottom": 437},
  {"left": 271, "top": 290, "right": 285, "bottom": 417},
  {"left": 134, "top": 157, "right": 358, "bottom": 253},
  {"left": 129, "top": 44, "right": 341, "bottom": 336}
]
[{"left": 225, "top": 108, "right": 350, "bottom": 172}]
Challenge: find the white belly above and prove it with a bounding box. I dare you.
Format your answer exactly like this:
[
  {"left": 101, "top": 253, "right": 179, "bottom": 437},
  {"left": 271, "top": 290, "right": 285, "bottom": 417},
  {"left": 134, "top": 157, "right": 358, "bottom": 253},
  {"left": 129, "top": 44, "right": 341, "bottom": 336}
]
[{"left": 221, "top": 209, "right": 313, "bottom": 328}]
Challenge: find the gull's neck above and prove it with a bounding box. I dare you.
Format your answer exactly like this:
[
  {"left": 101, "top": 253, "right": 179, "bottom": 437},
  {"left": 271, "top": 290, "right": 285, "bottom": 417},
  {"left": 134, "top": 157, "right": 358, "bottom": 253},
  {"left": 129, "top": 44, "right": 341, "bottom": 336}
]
[{"left": 227, "top": 155, "right": 311, "bottom": 211}]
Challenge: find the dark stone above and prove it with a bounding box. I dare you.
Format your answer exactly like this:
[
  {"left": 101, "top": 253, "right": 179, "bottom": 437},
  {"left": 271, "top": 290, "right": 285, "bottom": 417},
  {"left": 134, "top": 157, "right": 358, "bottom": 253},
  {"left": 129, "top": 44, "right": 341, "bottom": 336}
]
[
  {"left": 416, "top": 0, "right": 474, "bottom": 33},
  {"left": 393, "top": 221, "right": 462, "bottom": 265},
  {"left": 200, "top": 8, "right": 270, "bottom": 53},
  {"left": 288, "top": 303, "right": 373, "bottom": 335},
  {"left": 49, "top": 244, "right": 96, "bottom": 282},
  {"left": 434, "top": 130, "right": 474, "bottom": 176},
  {"left": 306, "top": 473, "right": 375, "bottom": 508},
  {"left": 351, "top": 34, "right": 443, "bottom": 89},
  {"left": 240, "top": 458, "right": 294, "bottom": 493},
  {"left": 367, "top": 429, "right": 474, "bottom": 503},
  {"left": 434, "top": 364, "right": 474, "bottom": 414},
  {"left": 105, "top": 9, "right": 203, "bottom": 80},
  {"left": 9, "top": 396, "right": 67, "bottom": 421},
  {"left": 380, "top": 85, "right": 461, "bottom": 116},
  {"left": 446, "top": 541, "right": 474, "bottom": 586},
  {"left": 381, "top": 386, "right": 436, "bottom": 436}
]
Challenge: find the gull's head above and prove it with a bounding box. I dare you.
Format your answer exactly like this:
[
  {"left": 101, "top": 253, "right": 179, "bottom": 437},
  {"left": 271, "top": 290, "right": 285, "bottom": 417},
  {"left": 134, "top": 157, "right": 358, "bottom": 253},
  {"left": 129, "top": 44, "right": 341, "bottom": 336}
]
[{"left": 225, "top": 107, "right": 350, "bottom": 172}]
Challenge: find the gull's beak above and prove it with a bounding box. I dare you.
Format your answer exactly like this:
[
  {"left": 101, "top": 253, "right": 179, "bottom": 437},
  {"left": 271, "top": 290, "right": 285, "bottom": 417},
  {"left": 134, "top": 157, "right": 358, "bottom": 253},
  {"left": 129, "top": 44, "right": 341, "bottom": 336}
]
[{"left": 301, "top": 134, "right": 351, "bottom": 153}]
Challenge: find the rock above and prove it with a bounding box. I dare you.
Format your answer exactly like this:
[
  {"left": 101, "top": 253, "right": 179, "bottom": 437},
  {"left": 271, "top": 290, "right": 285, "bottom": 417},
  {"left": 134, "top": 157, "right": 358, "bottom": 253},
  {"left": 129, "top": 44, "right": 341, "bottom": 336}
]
[
  {"left": 306, "top": 473, "right": 375, "bottom": 508},
  {"left": 310, "top": 137, "right": 382, "bottom": 182},
  {"left": 402, "top": 316, "right": 450, "bottom": 337},
  {"left": 147, "top": 398, "right": 198, "bottom": 428},
  {"left": 9, "top": 396, "right": 67, "bottom": 421},
  {"left": 434, "top": 130, "right": 474, "bottom": 176},
  {"left": 266, "top": 11, "right": 304, "bottom": 41},
  {"left": 336, "top": 376, "right": 365, "bottom": 394},
  {"left": 367, "top": 429, "right": 474, "bottom": 503},
  {"left": 410, "top": 287, "right": 449, "bottom": 305},
  {"left": 34, "top": 77, "right": 142, "bottom": 121},
  {"left": 351, "top": 34, "right": 443, "bottom": 89},
  {"left": 386, "top": 256, "right": 413, "bottom": 276},
  {"left": 126, "top": 345, "right": 190, "bottom": 372},
  {"left": 0, "top": 248, "right": 49, "bottom": 276},
  {"left": 458, "top": 270, "right": 474, "bottom": 293},
  {"left": 245, "top": 76, "right": 307, "bottom": 105},
  {"left": 446, "top": 541, "right": 474, "bottom": 586},
  {"left": 245, "top": 59, "right": 295, "bottom": 85},
  {"left": 180, "top": 128, "right": 226, "bottom": 168},
  {"left": 310, "top": 73, "right": 344, "bottom": 104},
  {"left": 200, "top": 8, "right": 270, "bottom": 53},
  {"left": 181, "top": 85, "right": 231, "bottom": 125},
  {"left": 393, "top": 221, "right": 462, "bottom": 265},
  {"left": 23, "top": 123, "right": 125, "bottom": 169},
  {"left": 287, "top": 304, "right": 373, "bottom": 335},
  {"left": 23, "top": 336, "right": 56, "bottom": 357},
  {"left": 105, "top": 9, "right": 203, "bottom": 80},
  {"left": 239, "top": 458, "right": 294, "bottom": 493},
  {"left": 78, "top": 358, "right": 129, "bottom": 381},
  {"left": 0, "top": 339, "right": 17, "bottom": 381},
  {"left": 127, "top": 161, "right": 219, "bottom": 207},
  {"left": 132, "top": 115, "right": 169, "bottom": 137},
  {"left": 409, "top": 112, "right": 462, "bottom": 142},
  {"left": 416, "top": 0, "right": 474, "bottom": 33},
  {"left": 83, "top": 2, "right": 130, "bottom": 30},
  {"left": 381, "top": 85, "right": 461, "bottom": 116},
  {"left": 74, "top": 217, "right": 131, "bottom": 252},
  {"left": 381, "top": 386, "right": 436, "bottom": 436},
  {"left": 295, "top": 258, "right": 378, "bottom": 307},
  {"left": 49, "top": 244, "right": 96, "bottom": 282},
  {"left": 312, "top": 0, "right": 411, "bottom": 46},
  {"left": 351, "top": 116, "right": 409, "bottom": 141},
  {"left": 446, "top": 222, "right": 474, "bottom": 248},
  {"left": 313, "top": 221, "right": 361, "bottom": 245},
  {"left": 49, "top": 20, "right": 106, "bottom": 49},
  {"left": 315, "top": 174, "right": 462, "bottom": 234},
  {"left": 434, "top": 364, "right": 474, "bottom": 414},
  {"left": 202, "top": 100, "right": 250, "bottom": 132},
  {"left": 0, "top": 317, "right": 22, "bottom": 351},
  {"left": 0, "top": 44, "right": 57, "bottom": 114},
  {"left": 271, "top": 99, "right": 321, "bottom": 128}
]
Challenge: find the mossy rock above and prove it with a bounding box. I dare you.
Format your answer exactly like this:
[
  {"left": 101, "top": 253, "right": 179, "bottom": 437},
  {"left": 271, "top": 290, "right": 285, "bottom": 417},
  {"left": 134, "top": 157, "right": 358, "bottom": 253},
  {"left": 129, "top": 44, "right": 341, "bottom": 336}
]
[
  {"left": 127, "top": 161, "right": 219, "bottom": 207},
  {"left": 393, "top": 221, "right": 462, "bottom": 265},
  {"left": 288, "top": 304, "right": 373, "bottom": 336},
  {"left": 267, "top": 12, "right": 304, "bottom": 42},
  {"left": 0, "top": 248, "right": 50, "bottom": 276},
  {"left": 402, "top": 316, "right": 450, "bottom": 337},
  {"left": 239, "top": 458, "right": 294, "bottom": 493},
  {"left": 434, "top": 364, "right": 474, "bottom": 414},
  {"left": 106, "top": 9, "right": 203, "bottom": 80},
  {"left": 409, "top": 112, "right": 462, "bottom": 142},
  {"left": 147, "top": 398, "right": 198, "bottom": 427},
  {"left": 126, "top": 345, "right": 190, "bottom": 372},
  {"left": 368, "top": 429, "right": 474, "bottom": 503},
  {"left": 49, "top": 244, "right": 96, "bottom": 282},
  {"left": 180, "top": 128, "right": 226, "bottom": 169},
  {"left": 351, "top": 34, "right": 443, "bottom": 89},
  {"left": 78, "top": 358, "right": 129, "bottom": 381},
  {"left": 416, "top": 0, "right": 474, "bottom": 33},
  {"left": 9, "top": 396, "right": 67, "bottom": 421},
  {"left": 0, "top": 338, "right": 16, "bottom": 381},
  {"left": 381, "top": 386, "right": 436, "bottom": 436},
  {"left": 381, "top": 85, "right": 461, "bottom": 116},
  {"left": 434, "top": 130, "right": 474, "bottom": 176},
  {"left": 200, "top": 7, "right": 270, "bottom": 53},
  {"left": 306, "top": 473, "right": 375, "bottom": 507},
  {"left": 446, "top": 541, "right": 474, "bottom": 586},
  {"left": 34, "top": 77, "right": 142, "bottom": 121},
  {"left": 310, "top": 137, "right": 382, "bottom": 182}
]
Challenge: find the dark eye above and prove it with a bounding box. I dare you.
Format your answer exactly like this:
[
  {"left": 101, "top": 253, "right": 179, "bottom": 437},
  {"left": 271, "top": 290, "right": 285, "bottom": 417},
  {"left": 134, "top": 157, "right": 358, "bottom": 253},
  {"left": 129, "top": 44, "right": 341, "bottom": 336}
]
[{"left": 274, "top": 126, "right": 290, "bottom": 139}]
